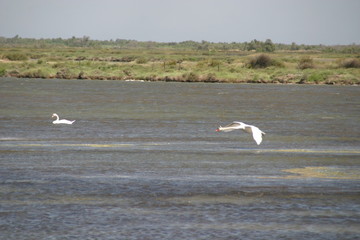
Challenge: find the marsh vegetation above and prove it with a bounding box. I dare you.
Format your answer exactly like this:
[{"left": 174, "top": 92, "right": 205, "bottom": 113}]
[{"left": 0, "top": 37, "right": 359, "bottom": 84}]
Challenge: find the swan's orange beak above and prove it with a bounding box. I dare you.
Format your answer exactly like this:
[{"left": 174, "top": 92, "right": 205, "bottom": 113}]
[{"left": 215, "top": 129, "right": 220, "bottom": 132}]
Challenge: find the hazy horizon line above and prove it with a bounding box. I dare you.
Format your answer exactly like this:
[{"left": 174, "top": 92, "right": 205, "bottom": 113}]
[{"left": 2, "top": 35, "right": 359, "bottom": 47}]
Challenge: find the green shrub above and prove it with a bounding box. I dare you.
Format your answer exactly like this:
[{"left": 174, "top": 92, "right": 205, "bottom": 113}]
[
  {"left": 200, "top": 73, "right": 218, "bottom": 82},
  {"left": 0, "top": 68, "right": 6, "bottom": 76},
  {"left": 78, "top": 71, "right": 87, "bottom": 79},
  {"left": 208, "top": 59, "right": 221, "bottom": 68},
  {"left": 5, "top": 53, "right": 28, "bottom": 61},
  {"left": 123, "top": 69, "right": 132, "bottom": 76},
  {"left": 181, "top": 72, "right": 199, "bottom": 82},
  {"left": 196, "top": 59, "right": 208, "bottom": 68},
  {"left": 247, "top": 54, "right": 273, "bottom": 68},
  {"left": 298, "top": 56, "right": 314, "bottom": 69},
  {"left": 135, "top": 57, "right": 148, "bottom": 64},
  {"left": 340, "top": 59, "right": 360, "bottom": 68},
  {"left": 22, "top": 69, "right": 47, "bottom": 78},
  {"left": 165, "top": 60, "right": 177, "bottom": 66},
  {"left": 52, "top": 62, "right": 66, "bottom": 68},
  {"left": 307, "top": 72, "right": 328, "bottom": 83},
  {"left": 229, "top": 68, "right": 237, "bottom": 73},
  {"left": 119, "top": 56, "right": 136, "bottom": 62},
  {"left": 55, "top": 68, "right": 72, "bottom": 79}
]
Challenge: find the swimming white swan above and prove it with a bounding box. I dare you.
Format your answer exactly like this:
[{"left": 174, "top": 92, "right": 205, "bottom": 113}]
[
  {"left": 52, "top": 113, "right": 75, "bottom": 125},
  {"left": 216, "top": 121, "right": 265, "bottom": 145}
]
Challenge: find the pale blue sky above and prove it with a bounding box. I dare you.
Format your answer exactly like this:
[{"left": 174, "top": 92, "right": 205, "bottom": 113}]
[{"left": 1, "top": 0, "right": 359, "bottom": 45}]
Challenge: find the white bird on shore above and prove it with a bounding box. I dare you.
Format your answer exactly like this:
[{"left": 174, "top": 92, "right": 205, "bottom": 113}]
[
  {"left": 52, "top": 113, "right": 75, "bottom": 125},
  {"left": 216, "top": 121, "right": 265, "bottom": 145}
]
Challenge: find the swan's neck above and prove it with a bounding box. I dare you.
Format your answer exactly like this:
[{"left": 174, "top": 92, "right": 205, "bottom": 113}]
[{"left": 54, "top": 114, "right": 59, "bottom": 121}]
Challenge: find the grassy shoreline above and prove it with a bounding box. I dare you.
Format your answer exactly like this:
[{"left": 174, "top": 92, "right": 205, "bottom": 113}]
[{"left": 1, "top": 47, "right": 359, "bottom": 85}]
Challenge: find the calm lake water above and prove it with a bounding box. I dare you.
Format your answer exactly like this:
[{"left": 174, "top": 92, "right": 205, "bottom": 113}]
[{"left": 1, "top": 77, "right": 359, "bottom": 240}]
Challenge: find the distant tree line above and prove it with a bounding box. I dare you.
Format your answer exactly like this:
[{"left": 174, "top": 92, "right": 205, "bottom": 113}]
[{"left": 0, "top": 35, "right": 359, "bottom": 53}]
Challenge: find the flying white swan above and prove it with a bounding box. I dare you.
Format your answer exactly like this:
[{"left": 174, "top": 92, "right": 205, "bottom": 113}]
[
  {"left": 52, "top": 113, "right": 75, "bottom": 125},
  {"left": 216, "top": 121, "right": 265, "bottom": 145}
]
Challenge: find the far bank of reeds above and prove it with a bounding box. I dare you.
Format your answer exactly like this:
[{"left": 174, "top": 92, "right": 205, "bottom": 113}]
[{"left": 0, "top": 47, "right": 359, "bottom": 85}]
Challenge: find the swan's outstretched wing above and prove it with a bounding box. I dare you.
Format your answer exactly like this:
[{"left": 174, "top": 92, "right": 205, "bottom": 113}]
[
  {"left": 242, "top": 126, "right": 253, "bottom": 135},
  {"left": 251, "top": 127, "right": 264, "bottom": 145},
  {"left": 221, "top": 122, "right": 243, "bottom": 131}
]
